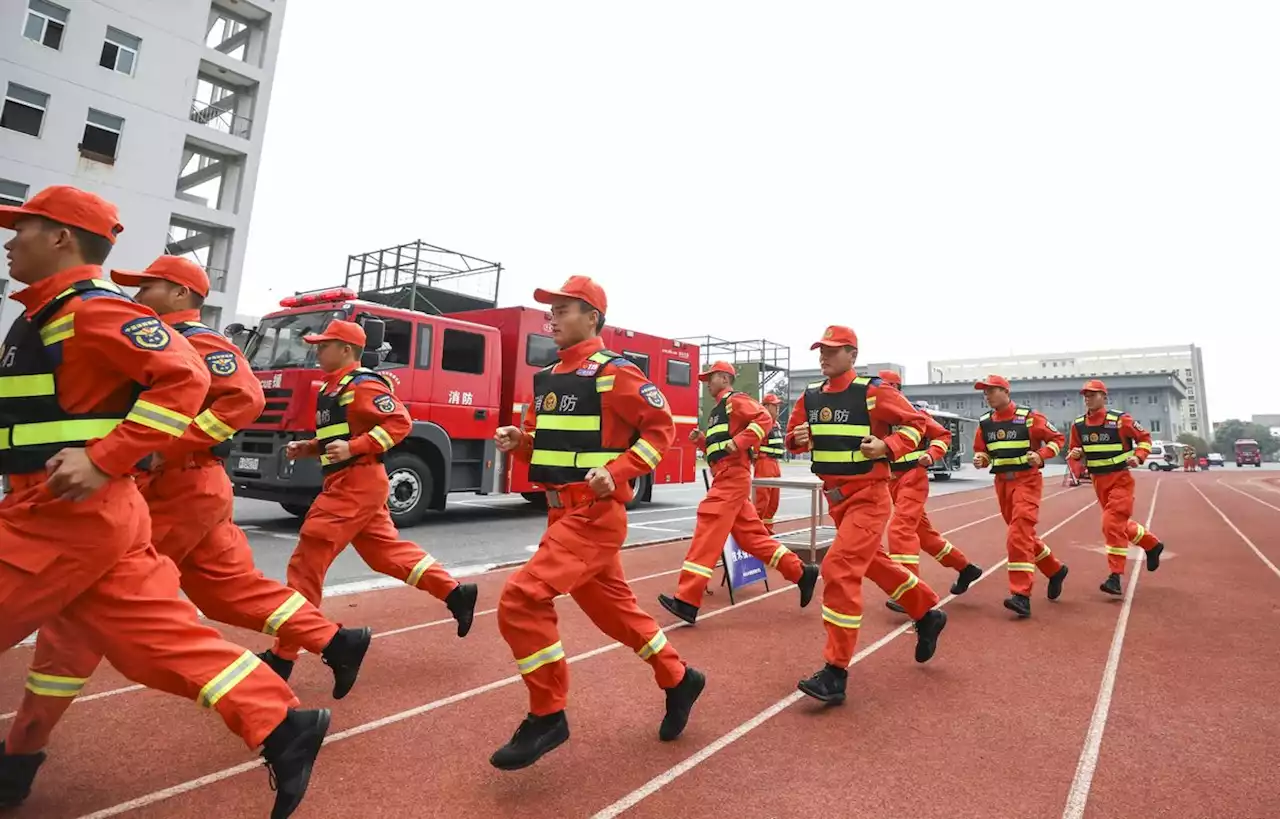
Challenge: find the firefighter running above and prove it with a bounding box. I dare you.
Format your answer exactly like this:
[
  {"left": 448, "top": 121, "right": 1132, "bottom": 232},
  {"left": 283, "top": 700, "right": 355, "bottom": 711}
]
[
  {"left": 876, "top": 371, "right": 982, "bottom": 614},
  {"left": 972, "top": 375, "right": 1069, "bottom": 618},
  {"left": 0, "top": 187, "right": 327, "bottom": 818},
  {"left": 752, "top": 393, "right": 786, "bottom": 534},
  {"left": 259, "top": 319, "right": 477, "bottom": 679},
  {"left": 658, "top": 361, "right": 819, "bottom": 625},
  {"left": 1067, "top": 380, "right": 1165, "bottom": 596},
  {"left": 490, "top": 276, "right": 705, "bottom": 770},
  {"left": 785, "top": 326, "right": 948, "bottom": 705}
]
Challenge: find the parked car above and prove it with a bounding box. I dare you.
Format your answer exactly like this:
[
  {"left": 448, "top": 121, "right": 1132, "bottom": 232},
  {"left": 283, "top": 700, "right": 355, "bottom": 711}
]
[{"left": 1207, "top": 453, "right": 1224, "bottom": 467}]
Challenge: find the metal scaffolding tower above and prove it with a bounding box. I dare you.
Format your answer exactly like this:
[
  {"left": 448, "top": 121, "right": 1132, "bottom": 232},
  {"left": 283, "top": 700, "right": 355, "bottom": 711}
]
[
  {"left": 674, "top": 335, "right": 792, "bottom": 424},
  {"left": 345, "top": 240, "right": 502, "bottom": 316}
]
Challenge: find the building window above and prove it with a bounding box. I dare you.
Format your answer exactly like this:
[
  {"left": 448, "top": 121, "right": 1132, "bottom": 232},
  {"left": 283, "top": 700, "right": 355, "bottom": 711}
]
[
  {"left": 0, "top": 179, "right": 28, "bottom": 207},
  {"left": 23, "top": 0, "right": 67, "bottom": 50},
  {"left": 1148, "top": 394, "right": 1158, "bottom": 404},
  {"left": 1, "top": 83, "right": 48, "bottom": 137},
  {"left": 1150, "top": 419, "right": 1162, "bottom": 433},
  {"left": 80, "top": 109, "right": 124, "bottom": 162},
  {"left": 100, "top": 27, "right": 140, "bottom": 75}
]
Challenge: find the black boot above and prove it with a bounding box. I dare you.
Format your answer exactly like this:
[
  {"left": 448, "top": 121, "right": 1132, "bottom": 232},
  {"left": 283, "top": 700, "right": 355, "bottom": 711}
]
[
  {"left": 446, "top": 583, "right": 478, "bottom": 638},
  {"left": 657, "top": 594, "right": 698, "bottom": 625},
  {"left": 1003, "top": 594, "right": 1031, "bottom": 618},
  {"left": 490, "top": 711, "right": 570, "bottom": 771},
  {"left": 950, "top": 563, "right": 983, "bottom": 595},
  {"left": 796, "top": 563, "right": 820, "bottom": 608},
  {"left": 797, "top": 664, "right": 847, "bottom": 704},
  {"left": 257, "top": 649, "right": 295, "bottom": 683},
  {"left": 0, "top": 742, "right": 45, "bottom": 808},
  {"left": 885, "top": 599, "right": 907, "bottom": 614},
  {"left": 320, "top": 626, "right": 372, "bottom": 699},
  {"left": 1146, "top": 542, "right": 1164, "bottom": 572},
  {"left": 659, "top": 666, "right": 706, "bottom": 741},
  {"left": 1047, "top": 564, "right": 1069, "bottom": 600},
  {"left": 1100, "top": 573, "right": 1122, "bottom": 596},
  {"left": 260, "top": 708, "right": 331, "bottom": 819},
  {"left": 913, "top": 609, "right": 947, "bottom": 663}
]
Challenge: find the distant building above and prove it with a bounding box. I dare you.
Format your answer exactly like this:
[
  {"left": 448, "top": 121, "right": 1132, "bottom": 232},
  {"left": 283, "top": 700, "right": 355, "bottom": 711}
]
[{"left": 1252, "top": 414, "right": 1280, "bottom": 438}]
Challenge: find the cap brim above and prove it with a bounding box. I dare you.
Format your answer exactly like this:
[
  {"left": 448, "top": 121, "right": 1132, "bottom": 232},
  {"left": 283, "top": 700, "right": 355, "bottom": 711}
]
[
  {"left": 0, "top": 204, "right": 38, "bottom": 231},
  {"left": 810, "top": 340, "right": 845, "bottom": 350},
  {"left": 533, "top": 287, "right": 572, "bottom": 305},
  {"left": 109, "top": 269, "right": 162, "bottom": 288},
  {"left": 975, "top": 381, "right": 1005, "bottom": 390},
  {"left": 302, "top": 333, "right": 338, "bottom": 344}
]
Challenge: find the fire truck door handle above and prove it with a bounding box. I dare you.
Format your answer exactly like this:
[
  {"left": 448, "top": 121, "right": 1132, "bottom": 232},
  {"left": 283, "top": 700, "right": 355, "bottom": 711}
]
[{"left": 474, "top": 409, "right": 487, "bottom": 420}]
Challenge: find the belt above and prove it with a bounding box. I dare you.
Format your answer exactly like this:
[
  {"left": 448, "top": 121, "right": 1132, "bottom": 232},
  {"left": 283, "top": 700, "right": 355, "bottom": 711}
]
[{"left": 545, "top": 484, "right": 600, "bottom": 509}]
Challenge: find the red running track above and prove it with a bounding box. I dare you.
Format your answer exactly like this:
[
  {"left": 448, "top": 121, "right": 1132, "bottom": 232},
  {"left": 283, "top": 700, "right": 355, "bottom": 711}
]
[{"left": 3, "top": 473, "right": 1277, "bottom": 819}]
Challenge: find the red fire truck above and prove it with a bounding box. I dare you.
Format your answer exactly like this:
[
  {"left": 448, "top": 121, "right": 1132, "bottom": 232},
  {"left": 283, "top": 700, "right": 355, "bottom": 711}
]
[
  {"left": 224, "top": 285, "right": 701, "bottom": 526},
  {"left": 1235, "top": 438, "right": 1263, "bottom": 467}
]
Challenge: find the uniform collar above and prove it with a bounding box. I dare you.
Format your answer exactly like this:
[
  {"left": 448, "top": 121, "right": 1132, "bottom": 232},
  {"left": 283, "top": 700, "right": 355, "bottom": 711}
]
[
  {"left": 713, "top": 387, "right": 733, "bottom": 402},
  {"left": 990, "top": 401, "right": 1019, "bottom": 420},
  {"left": 825, "top": 369, "right": 855, "bottom": 391},
  {"left": 1085, "top": 406, "right": 1110, "bottom": 423},
  {"left": 324, "top": 362, "right": 360, "bottom": 388},
  {"left": 10, "top": 265, "right": 108, "bottom": 315},
  {"left": 161, "top": 308, "right": 203, "bottom": 325},
  {"left": 557, "top": 335, "right": 605, "bottom": 366}
]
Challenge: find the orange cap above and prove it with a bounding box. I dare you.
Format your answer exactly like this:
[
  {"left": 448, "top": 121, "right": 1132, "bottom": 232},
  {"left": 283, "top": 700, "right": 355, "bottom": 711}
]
[
  {"left": 877, "top": 369, "right": 902, "bottom": 386},
  {"left": 110, "top": 256, "right": 210, "bottom": 298},
  {"left": 974, "top": 374, "right": 1011, "bottom": 391},
  {"left": 811, "top": 325, "right": 858, "bottom": 350},
  {"left": 303, "top": 319, "right": 366, "bottom": 348},
  {"left": 698, "top": 360, "right": 736, "bottom": 381},
  {"left": 533, "top": 275, "right": 607, "bottom": 316},
  {"left": 1080, "top": 379, "right": 1108, "bottom": 395},
  {"left": 0, "top": 185, "right": 124, "bottom": 243},
  {"left": 762, "top": 393, "right": 782, "bottom": 405}
]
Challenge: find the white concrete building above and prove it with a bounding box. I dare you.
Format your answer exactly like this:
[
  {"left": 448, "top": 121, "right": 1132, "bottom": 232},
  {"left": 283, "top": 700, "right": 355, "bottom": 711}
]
[
  {"left": 0, "top": 0, "right": 286, "bottom": 331},
  {"left": 928, "top": 344, "right": 1211, "bottom": 439}
]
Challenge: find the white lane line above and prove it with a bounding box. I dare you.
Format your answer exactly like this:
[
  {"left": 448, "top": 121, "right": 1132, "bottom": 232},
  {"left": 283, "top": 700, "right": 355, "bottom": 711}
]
[
  {"left": 590, "top": 496, "right": 1100, "bottom": 819},
  {"left": 1193, "top": 482, "right": 1280, "bottom": 580},
  {"left": 1218, "top": 478, "right": 1280, "bottom": 514},
  {"left": 1060, "top": 478, "right": 1163, "bottom": 819}
]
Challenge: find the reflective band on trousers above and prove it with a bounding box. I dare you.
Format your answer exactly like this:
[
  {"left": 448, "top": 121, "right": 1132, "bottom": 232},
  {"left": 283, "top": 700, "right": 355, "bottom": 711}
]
[
  {"left": 263, "top": 591, "right": 308, "bottom": 636},
  {"left": 197, "top": 650, "right": 262, "bottom": 709},
  {"left": 636, "top": 631, "right": 668, "bottom": 660},
  {"left": 25, "top": 671, "right": 88, "bottom": 698},
  {"left": 517, "top": 641, "right": 565, "bottom": 675},
  {"left": 821, "top": 606, "right": 861, "bottom": 629}
]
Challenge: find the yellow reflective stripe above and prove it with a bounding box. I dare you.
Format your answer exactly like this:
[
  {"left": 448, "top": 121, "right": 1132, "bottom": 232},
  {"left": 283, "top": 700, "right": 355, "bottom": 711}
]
[
  {"left": 768, "top": 544, "right": 790, "bottom": 568},
  {"left": 406, "top": 554, "right": 437, "bottom": 587},
  {"left": 747, "top": 422, "right": 765, "bottom": 440},
  {"left": 1007, "top": 562, "right": 1036, "bottom": 572},
  {"left": 992, "top": 456, "right": 1029, "bottom": 466},
  {"left": 3, "top": 418, "right": 121, "bottom": 448},
  {"left": 126, "top": 400, "right": 192, "bottom": 437},
  {"left": 706, "top": 423, "right": 730, "bottom": 437},
  {"left": 935, "top": 542, "right": 954, "bottom": 560},
  {"left": 1136, "top": 442, "right": 1152, "bottom": 451},
  {"left": 1082, "top": 443, "right": 1125, "bottom": 453},
  {"left": 596, "top": 376, "right": 615, "bottom": 393},
  {"left": 262, "top": 591, "right": 307, "bottom": 636},
  {"left": 812, "top": 450, "right": 871, "bottom": 463},
  {"left": 1086, "top": 452, "right": 1130, "bottom": 467},
  {"left": 929, "top": 439, "right": 949, "bottom": 454},
  {"left": 40, "top": 314, "right": 75, "bottom": 346},
  {"left": 194, "top": 409, "right": 236, "bottom": 442},
  {"left": 681, "top": 560, "right": 714, "bottom": 579},
  {"left": 1106, "top": 546, "right": 1130, "bottom": 556},
  {"left": 630, "top": 438, "right": 661, "bottom": 469},
  {"left": 705, "top": 439, "right": 731, "bottom": 455},
  {"left": 866, "top": 396, "right": 878, "bottom": 410},
  {"left": 889, "top": 572, "right": 919, "bottom": 600},
  {"left": 535, "top": 415, "right": 601, "bottom": 431},
  {"left": 811, "top": 424, "right": 871, "bottom": 437},
  {"left": 1035, "top": 545, "right": 1052, "bottom": 562},
  {"left": 1045, "top": 441, "right": 1062, "bottom": 456},
  {"left": 1129, "top": 524, "right": 1147, "bottom": 544},
  {"left": 894, "top": 450, "right": 925, "bottom": 463},
  {"left": 529, "top": 450, "right": 617, "bottom": 468},
  {"left": 589, "top": 352, "right": 613, "bottom": 364},
  {"left": 889, "top": 553, "right": 921, "bottom": 565},
  {"left": 316, "top": 422, "right": 350, "bottom": 439},
  {"left": 988, "top": 440, "right": 1030, "bottom": 451},
  {"left": 338, "top": 391, "right": 356, "bottom": 407},
  {"left": 197, "top": 650, "right": 261, "bottom": 709},
  {"left": 368, "top": 425, "right": 395, "bottom": 451},
  {"left": 636, "top": 631, "right": 668, "bottom": 660},
  {"left": 898, "top": 426, "right": 922, "bottom": 446},
  {"left": 759, "top": 446, "right": 786, "bottom": 456},
  {"left": 25, "top": 671, "right": 88, "bottom": 698},
  {"left": 0, "top": 373, "right": 56, "bottom": 398},
  {"left": 516, "top": 641, "right": 565, "bottom": 675},
  {"left": 821, "top": 606, "right": 861, "bottom": 629}
]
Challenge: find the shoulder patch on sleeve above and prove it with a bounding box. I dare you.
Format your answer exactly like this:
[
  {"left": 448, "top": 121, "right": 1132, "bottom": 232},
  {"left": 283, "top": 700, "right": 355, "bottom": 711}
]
[
  {"left": 120, "top": 316, "right": 170, "bottom": 350},
  {"left": 1131, "top": 419, "right": 1145, "bottom": 432},
  {"left": 639, "top": 382, "right": 666, "bottom": 409},
  {"left": 204, "top": 350, "right": 238, "bottom": 377},
  {"left": 373, "top": 393, "right": 397, "bottom": 413}
]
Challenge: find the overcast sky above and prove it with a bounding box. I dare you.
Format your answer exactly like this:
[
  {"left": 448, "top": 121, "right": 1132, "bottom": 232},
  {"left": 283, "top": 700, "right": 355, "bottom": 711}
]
[{"left": 237, "top": 2, "right": 1279, "bottom": 423}]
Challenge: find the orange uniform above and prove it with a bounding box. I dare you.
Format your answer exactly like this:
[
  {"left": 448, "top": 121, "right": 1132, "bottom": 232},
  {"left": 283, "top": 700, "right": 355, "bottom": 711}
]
[
  {"left": 972, "top": 379, "right": 1068, "bottom": 610},
  {"left": 268, "top": 334, "right": 473, "bottom": 666},
  {"left": 751, "top": 395, "right": 785, "bottom": 533},
  {"left": 661, "top": 366, "right": 813, "bottom": 620},
  {"left": 1068, "top": 399, "right": 1163, "bottom": 589}
]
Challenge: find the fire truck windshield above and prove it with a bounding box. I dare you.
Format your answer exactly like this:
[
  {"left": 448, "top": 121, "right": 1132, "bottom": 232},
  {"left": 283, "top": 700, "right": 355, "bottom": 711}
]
[{"left": 245, "top": 309, "right": 347, "bottom": 370}]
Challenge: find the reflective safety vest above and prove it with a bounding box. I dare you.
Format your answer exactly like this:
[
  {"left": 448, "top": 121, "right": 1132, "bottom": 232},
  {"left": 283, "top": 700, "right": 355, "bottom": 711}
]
[
  {"left": 891, "top": 430, "right": 933, "bottom": 473},
  {"left": 703, "top": 390, "right": 743, "bottom": 466},
  {"left": 172, "top": 320, "right": 234, "bottom": 459},
  {"left": 0, "top": 279, "right": 139, "bottom": 475},
  {"left": 757, "top": 423, "right": 786, "bottom": 460},
  {"left": 1072, "top": 411, "right": 1132, "bottom": 474},
  {"left": 315, "top": 367, "right": 395, "bottom": 474},
  {"left": 978, "top": 406, "right": 1033, "bottom": 473},
  {"left": 804, "top": 377, "right": 879, "bottom": 477},
  {"left": 527, "top": 349, "right": 635, "bottom": 486}
]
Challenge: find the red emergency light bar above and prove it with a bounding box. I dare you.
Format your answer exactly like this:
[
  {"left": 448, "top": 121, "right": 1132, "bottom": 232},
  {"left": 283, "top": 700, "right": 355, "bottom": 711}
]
[{"left": 278, "top": 287, "right": 357, "bottom": 308}]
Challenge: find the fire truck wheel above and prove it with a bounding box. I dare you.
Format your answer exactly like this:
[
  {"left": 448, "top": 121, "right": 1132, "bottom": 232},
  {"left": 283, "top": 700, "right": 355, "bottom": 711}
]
[
  {"left": 280, "top": 503, "right": 311, "bottom": 519},
  {"left": 384, "top": 452, "right": 433, "bottom": 527},
  {"left": 624, "top": 475, "right": 651, "bottom": 510}
]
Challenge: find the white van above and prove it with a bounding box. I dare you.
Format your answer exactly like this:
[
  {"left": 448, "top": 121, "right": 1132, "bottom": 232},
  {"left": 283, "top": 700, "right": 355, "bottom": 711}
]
[{"left": 1146, "top": 441, "right": 1180, "bottom": 471}]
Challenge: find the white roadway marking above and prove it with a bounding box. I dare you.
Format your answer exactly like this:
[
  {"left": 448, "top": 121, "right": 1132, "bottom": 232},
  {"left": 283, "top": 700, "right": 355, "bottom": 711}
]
[
  {"left": 590, "top": 494, "right": 1101, "bottom": 819},
  {"left": 73, "top": 493, "right": 1086, "bottom": 819},
  {"left": 1060, "top": 478, "right": 1163, "bottom": 819},
  {"left": 1219, "top": 478, "right": 1280, "bottom": 514},
  {"left": 1194, "top": 482, "right": 1280, "bottom": 580}
]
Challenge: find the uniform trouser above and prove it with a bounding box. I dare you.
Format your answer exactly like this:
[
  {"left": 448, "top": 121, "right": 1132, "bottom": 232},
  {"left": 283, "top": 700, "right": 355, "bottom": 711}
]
[
  {"left": 993, "top": 470, "right": 1064, "bottom": 596},
  {"left": 273, "top": 460, "right": 459, "bottom": 661},
  {"left": 6, "top": 463, "right": 340, "bottom": 754},
  {"left": 1091, "top": 470, "right": 1160, "bottom": 574},
  {"left": 820, "top": 479, "right": 940, "bottom": 667},
  {"left": 0, "top": 477, "right": 296, "bottom": 753},
  {"left": 497, "top": 493, "right": 686, "bottom": 716},
  {"left": 753, "top": 457, "right": 782, "bottom": 534},
  {"left": 887, "top": 468, "right": 973, "bottom": 576},
  {"left": 677, "top": 461, "right": 803, "bottom": 608}
]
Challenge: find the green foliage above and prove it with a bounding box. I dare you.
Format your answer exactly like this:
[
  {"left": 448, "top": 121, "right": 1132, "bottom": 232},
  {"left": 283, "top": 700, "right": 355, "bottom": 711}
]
[
  {"left": 1212, "top": 419, "right": 1279, "bottom": 456},
  {"left": 1176, "top": 433, "right": 1209, "bottom": 453}
]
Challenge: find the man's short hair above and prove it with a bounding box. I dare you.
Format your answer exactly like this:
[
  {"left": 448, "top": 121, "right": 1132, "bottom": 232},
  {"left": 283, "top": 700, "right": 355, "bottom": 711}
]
[
  {"left": 39, "top": 217, "right": 112, "bottom": 265},
  {"left": 577, "top": 298, "right": 606, "bottom": 333}
]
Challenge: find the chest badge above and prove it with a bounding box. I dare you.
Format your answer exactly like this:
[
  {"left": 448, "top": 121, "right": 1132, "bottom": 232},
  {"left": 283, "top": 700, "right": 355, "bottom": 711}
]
[{"left": 543, "top": 392, "right": 558, "bottom": 412}]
